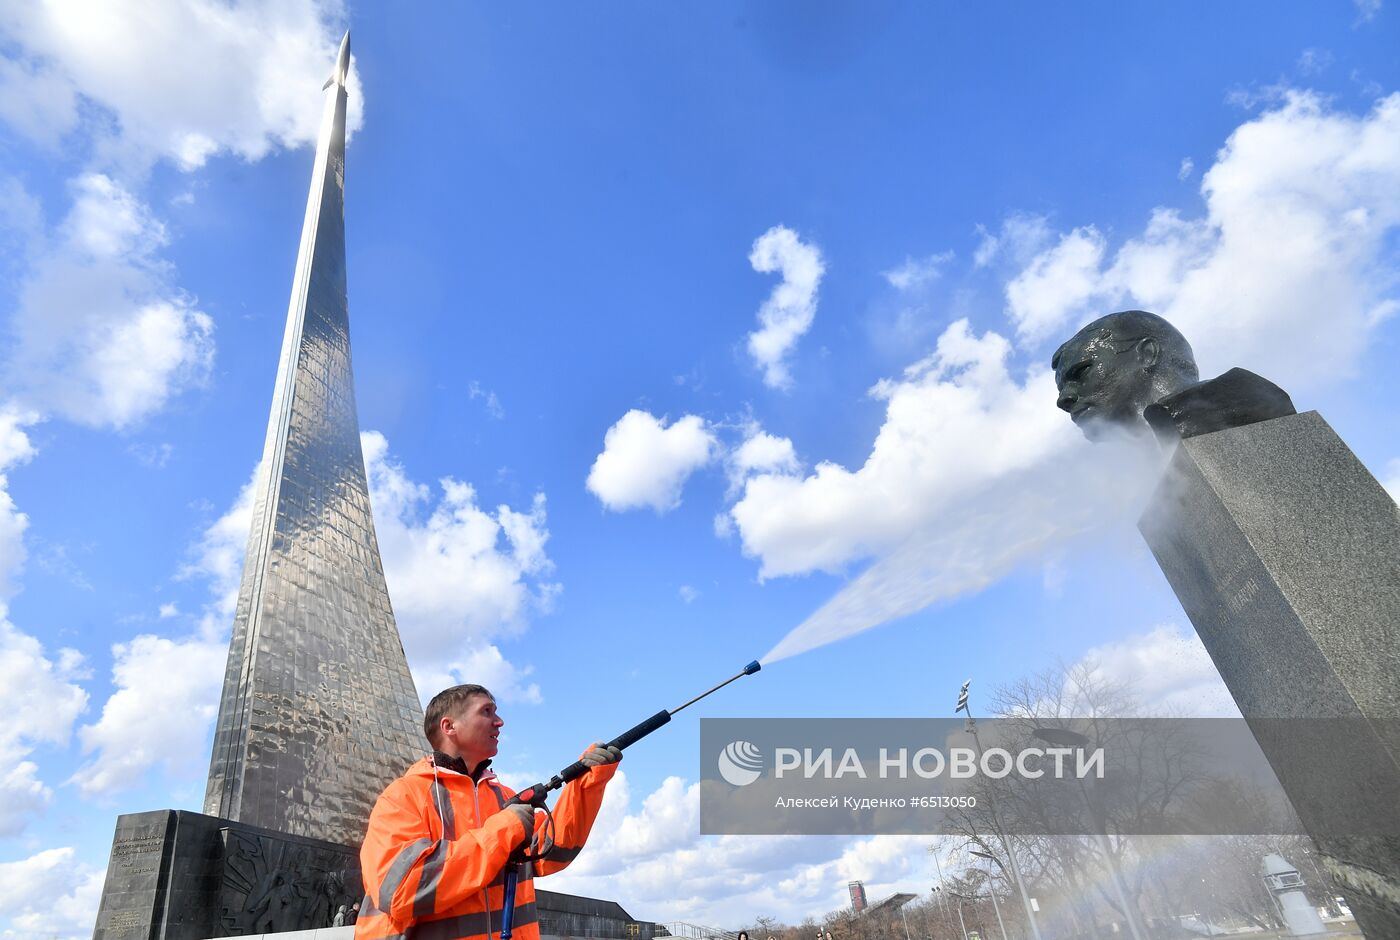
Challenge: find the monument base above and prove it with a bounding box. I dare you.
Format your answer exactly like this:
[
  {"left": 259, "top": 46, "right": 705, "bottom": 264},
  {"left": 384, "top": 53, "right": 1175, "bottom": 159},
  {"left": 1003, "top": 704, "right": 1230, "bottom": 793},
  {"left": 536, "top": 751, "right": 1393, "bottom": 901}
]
[
  {"left": 92, "top": 809, "right": 362, "bottom": 940},
  {"left": 1139, "top": 410, "right": 1400, "bottom": 938}
]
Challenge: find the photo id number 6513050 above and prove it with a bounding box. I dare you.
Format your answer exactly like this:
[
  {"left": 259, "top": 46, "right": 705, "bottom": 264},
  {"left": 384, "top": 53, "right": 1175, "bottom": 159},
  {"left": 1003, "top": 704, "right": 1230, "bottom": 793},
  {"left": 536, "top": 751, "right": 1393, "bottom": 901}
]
[{"left": 908, "top": 796, "right": 977, "bottom": 809}]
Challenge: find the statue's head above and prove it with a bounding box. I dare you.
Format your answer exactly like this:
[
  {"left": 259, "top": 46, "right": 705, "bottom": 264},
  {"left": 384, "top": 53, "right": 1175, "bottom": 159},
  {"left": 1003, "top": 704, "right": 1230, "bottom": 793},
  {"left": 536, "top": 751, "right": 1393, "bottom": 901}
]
[{"left": 1052, "top": 310, "right": 1198, "bottom": 440}]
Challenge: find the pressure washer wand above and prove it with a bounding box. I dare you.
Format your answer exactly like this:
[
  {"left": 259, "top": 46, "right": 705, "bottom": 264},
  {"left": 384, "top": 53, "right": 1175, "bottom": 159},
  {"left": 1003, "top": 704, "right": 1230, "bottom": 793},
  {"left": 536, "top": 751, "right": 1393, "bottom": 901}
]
[{"left": 508, "top": 659, "right": 762, "bottom": 807}]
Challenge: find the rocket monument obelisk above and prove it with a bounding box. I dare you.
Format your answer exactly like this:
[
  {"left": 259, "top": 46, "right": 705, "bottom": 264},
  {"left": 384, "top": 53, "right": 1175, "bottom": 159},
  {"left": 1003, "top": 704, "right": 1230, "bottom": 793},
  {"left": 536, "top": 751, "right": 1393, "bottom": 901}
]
[
  {"left": 204, "top": 31, "right": 423, "bottom": 846},
  {"left": 94, "top": 34, "right": 427, "bottom": 939}
]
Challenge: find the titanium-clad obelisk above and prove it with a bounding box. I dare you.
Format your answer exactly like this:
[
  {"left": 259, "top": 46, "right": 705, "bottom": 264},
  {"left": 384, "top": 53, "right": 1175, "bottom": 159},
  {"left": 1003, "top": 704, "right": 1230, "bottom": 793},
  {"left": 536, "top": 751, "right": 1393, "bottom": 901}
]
[
  {"left": 204, "top": 30, "right": 423, "bottom": 846},
  {"left": 94, "top": 34, "right": 424, "bottom": 939}
]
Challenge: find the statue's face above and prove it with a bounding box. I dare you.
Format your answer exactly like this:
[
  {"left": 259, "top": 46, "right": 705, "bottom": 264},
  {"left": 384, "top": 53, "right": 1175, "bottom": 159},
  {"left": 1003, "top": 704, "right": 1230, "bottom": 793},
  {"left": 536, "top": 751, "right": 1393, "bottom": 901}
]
[{"left": 1054, "top": 330, "right": 1157, "bottom": 440}]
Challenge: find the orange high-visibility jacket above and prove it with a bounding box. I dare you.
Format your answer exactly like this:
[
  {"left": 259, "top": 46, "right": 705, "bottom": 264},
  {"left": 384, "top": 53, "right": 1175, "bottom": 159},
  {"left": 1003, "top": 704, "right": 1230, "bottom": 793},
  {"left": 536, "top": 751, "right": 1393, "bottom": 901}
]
[{"left": 356, "top": 753, "right": 617, "bottom": 940}]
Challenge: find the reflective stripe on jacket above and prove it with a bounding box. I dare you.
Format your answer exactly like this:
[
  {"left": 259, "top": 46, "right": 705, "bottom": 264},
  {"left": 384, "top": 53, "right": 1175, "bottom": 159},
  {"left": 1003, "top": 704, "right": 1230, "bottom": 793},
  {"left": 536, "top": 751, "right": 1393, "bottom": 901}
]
[{"left": 356, "top": 752, "right": 616, "bottom": 940}]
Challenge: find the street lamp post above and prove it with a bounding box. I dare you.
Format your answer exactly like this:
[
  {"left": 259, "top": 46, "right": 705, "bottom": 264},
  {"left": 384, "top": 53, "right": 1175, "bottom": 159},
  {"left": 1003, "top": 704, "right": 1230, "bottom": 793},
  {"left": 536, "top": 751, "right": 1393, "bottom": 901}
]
[
  {"left": 967, "top": 851, "right": 1011, "bottom": 940},
  {"left": 932, "top": 849, "right": 952, "bottom": 921},
  {"left": 951, "top": 891, "right": 1002, "bottom": 940},
  {"left": 956, "top": 681, "right": 1043, "bottom": 940},
  {"left": 1031, "top": 727, "right": 1147, "bottom": 940}
]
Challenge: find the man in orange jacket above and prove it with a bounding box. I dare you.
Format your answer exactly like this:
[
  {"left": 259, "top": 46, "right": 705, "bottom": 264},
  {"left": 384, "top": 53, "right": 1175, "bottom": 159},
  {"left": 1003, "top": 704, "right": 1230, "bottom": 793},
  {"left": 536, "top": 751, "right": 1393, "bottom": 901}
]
[{"left": 356, "top": 683, "right": 620, "bottom": 940}]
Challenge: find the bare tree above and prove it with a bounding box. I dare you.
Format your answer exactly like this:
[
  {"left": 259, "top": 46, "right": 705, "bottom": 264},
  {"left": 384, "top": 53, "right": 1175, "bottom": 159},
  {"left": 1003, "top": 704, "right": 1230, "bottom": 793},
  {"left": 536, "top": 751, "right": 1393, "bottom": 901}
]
[
  {"left": 935, "top": 660, "right": 1258, "bottom": 936},
  {"left": 750, "top": 915, "right": 781, "bottom": 936}
]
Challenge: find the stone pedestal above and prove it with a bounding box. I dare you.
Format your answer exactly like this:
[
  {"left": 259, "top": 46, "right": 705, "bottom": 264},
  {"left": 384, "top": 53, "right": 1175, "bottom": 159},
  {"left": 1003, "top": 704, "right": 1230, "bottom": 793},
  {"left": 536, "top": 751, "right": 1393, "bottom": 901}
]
[
  {"left": 1139, "top": 410, "right": 1400, "bottom": 937},
  {"left": 92, "top": 810, "right": 362, "bottom": 940}
]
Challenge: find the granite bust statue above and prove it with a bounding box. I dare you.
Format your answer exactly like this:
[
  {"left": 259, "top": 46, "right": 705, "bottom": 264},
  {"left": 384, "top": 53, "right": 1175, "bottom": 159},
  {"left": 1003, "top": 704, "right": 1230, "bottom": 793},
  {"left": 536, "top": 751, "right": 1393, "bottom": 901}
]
[{"left": 1052, "top": 309, "right": 1296, "bottom": 443}]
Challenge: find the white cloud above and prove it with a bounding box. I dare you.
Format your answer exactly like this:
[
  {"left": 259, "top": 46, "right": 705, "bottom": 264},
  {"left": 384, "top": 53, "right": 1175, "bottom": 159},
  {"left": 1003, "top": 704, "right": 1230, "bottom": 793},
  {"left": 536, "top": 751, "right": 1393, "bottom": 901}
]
[
  {"left": 364, "top": 431, "right": 556, "bottom": 703},
  {"left": 1297, "top": 48, "right": 1333, "bottom": 76},
  {"left": 746, "top": 226, "right": 826, "bottom": 389},
  {"left": 0, "top": 5, "right": 362, "bottom": 434},
  {"left": 611, "top": 775, "right": 701, "bottom": 858},
  {"left": 0, "top": 409, "right": 90, "bottom": 835},
  {"left": 1004, "top": 226, "right": 1107, "bottom": 344},
  {"left": 90, "top": 301, "right": 214, "bottom": 423},
  {"left": 813, "top": 833, "right": 934, "bottom": 896},
  {"left": 80, "top": 446, "right": 248, "bottom": 801},
  {"left": 0, "top": 760, "right": 49, "bottom": 840},
  {"left": 468, "top": 381, "right": 505, "bottom": 420},
  {"left": 1224, "top": 82, "right": 1294, "bottom": 112},
  {"left": 0, "top": 847, "right": 105, "bottom": 940},
  {"left": 1177, "top": 157, "right": 1195, "bottom": 180},
  {"left": 1352, "top": 68, "right": 1385, "bottom": 100},
  {"left": 6, "top": 174, "right": 214, "bottom": 429},
  {"left": 0, "top": 407, "right": 39, "bottom": 601},
  {"left": 0, "top": 57, "right": 78, "bottom": 147},
  {"left": 0, "top": 406, "right": 38, "bottom": 473},
  {"left": 0, "top": 0, "right": 360, "bottom": 171},
  {"left": 411, "top": 642, "right": 542, "bottom": 709},
  {"left": 972, "top": 213, "right": 1053, "bottom": 269},
  {"left": 1002, "top": 92, "right": 1400, "bottom": 391},
  {"left": 0, "top": 497, "right": 30, "bottom": 602},
  {"left": 586, "top": 410, "right": 717, "bottom": 513},
  {"left": 731, "top": 320, "right": 1068, "bottom": 580},
  {"left": 882, "top": 251, "right": 954, "bottom": 291},
  {"left": 0, "top": 617, "right": 90, "bottom": 833},
  {"left": 128, "top": 441, "right": 175, "bottom": 468},
  {"left": 729, "top": 425, "right": 800, "bottom": 491},
  {"left": 678, "top": 584, "right": 700, "bottom": 604},
  {"left": 1354, "top": 0, "right": 1382, "bottom": 23},
  {"left": 713, "top": 511, "right": 735, "bottom": 539},
  {"left": 66, "top": 173, "right": 159, "bottom": 254},
  {"left": 0, "top": 4, "right": 361, "bottom": 436},
  {"left": 0, "top": 178, "right": 43, "bottom": 273},
  {"left": 180, "top": 460, "right": 260, "bottom": 639},
  {"left": 0, "top": 622, "right": 86, "bottom": 749},
  {"left": 734, "top": 431, "right": 798, "bottom": 475},
  {"left": 70, "top": 632, "right": 225, "bottom": 797},
  {"left": 1074, "top": 624, "right": 1240, "bottom": 717}
]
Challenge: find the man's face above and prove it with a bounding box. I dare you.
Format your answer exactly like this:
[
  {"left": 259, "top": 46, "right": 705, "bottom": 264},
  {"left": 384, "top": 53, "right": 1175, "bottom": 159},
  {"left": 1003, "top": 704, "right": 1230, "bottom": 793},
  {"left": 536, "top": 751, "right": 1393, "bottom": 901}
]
[
  {"left": 1054, "top": 330, "right": 1155, "bottom": 440},
  {"left": 443, "top": 693, "right": 503, "bottom": 766}
]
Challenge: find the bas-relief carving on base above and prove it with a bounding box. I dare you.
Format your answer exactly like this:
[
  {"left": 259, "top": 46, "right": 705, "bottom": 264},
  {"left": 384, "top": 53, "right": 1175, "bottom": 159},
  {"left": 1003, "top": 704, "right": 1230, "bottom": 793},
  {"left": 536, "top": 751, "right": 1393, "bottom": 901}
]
[{"left": 216, "top": 828, "right": 360, "bottom": 936}]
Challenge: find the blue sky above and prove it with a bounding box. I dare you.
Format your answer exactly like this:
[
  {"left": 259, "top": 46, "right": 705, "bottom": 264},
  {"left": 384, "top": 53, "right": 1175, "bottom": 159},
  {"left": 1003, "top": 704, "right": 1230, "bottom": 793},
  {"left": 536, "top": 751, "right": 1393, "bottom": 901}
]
[{"left": 0, "top": 2, "right": 1397, "bottom": 935}]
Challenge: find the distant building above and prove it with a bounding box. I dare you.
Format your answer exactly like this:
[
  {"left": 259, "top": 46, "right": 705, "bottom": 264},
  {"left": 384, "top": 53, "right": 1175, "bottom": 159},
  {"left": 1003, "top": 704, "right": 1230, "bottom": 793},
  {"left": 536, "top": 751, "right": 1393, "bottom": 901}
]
[
  {"left": 862, "top": 892, "right": 915, "bottom": 916},
  {"left": 538, "top": 890, "right": 663, "bottom": 940}
]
